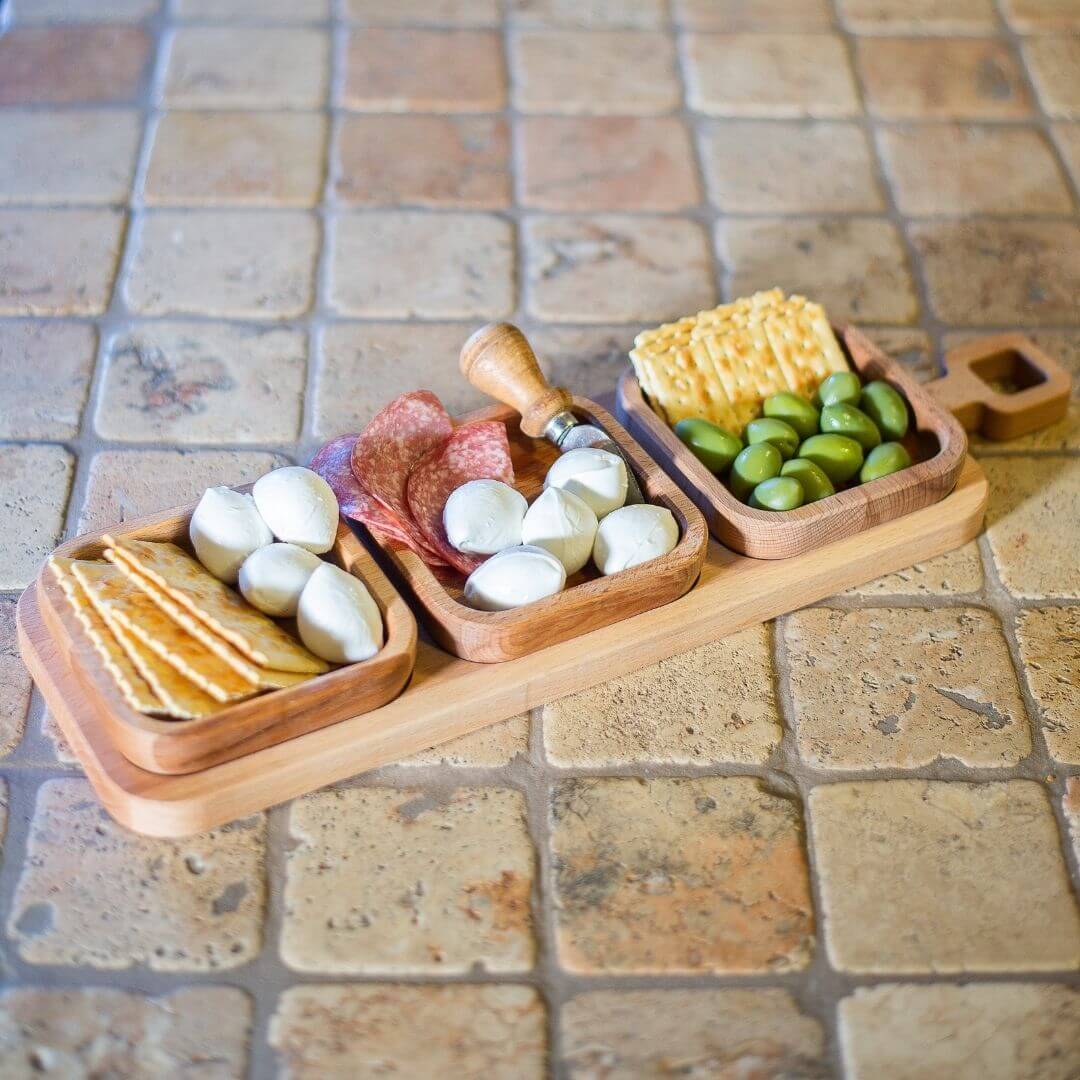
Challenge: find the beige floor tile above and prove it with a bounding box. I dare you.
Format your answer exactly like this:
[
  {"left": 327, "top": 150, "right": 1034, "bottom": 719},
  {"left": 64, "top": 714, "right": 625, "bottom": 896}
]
[
  {"left": 862, "top": 326, "right": 937, "bottom": 382},
  {"left": 0, "top": 987, "right": 252, "bottom": 1079},
  {"left": 8, "top": 779, "right": 266, "bottom": 970},
  {"left": 125, "top": 210, "right": 318, "bottom": 318},
  {"left": 1023, "top": 38, "right": 1080, "bottom": 119},
  {"left": 839, "top": 983, "right": 1080, "bottom": 1080},
  {"left": 838, "top": 0, "right": 998, "bottom": 33},
  {"left": 145, "top": 112, "right": 327, "bottom": 207},
  {"left": 684, "top": 34, "right": 860, "bottom": 118},
  {"left": 842, "top": 541, "right": 983, "bottom": 596},
  {"left": 719, "top": 217, "right": 918, "bottom": 324},
  {"left": 1065, "top": 777, "right": 1080, "bottom": 866},
  {"left": 0, "top": 445, "right": 73, "bottom": 591},
  {"left": 281, "top": 786, "right": 535, "bottom": 973},
  {"left": 399, "top": 715, "right": 530, "bottom": 767},
  {"left": 526, "top": 324, "right": 640, "bottom": 401},
  {"left": 163, "top": 27, "right": 330, "bottom": 108},
  {"left": 0, "top": 209, "right": 125, "bottom": 316},
  {"left": 328, "top": 212, "right": 513, "bottom": 318},
  {"left": 41, "top": 709, "right": 81, "bottom": 769},
  {"left": 1002, "top": 0, "right": 1080, "bottom": 30},
  {"left": 176, "top": 0, "right": 329, "bottom": 17},
  {"left": 1016, "top": 606, "right": 1080, "bottom": 764},
  {"left": 96, "top": 322, "right": 305, "bottom": 443},
  {"left": 674, "top": 0, "right": 832, "bottom": 30},
  {"left": 982, "top": 456, "right": 1080, "bottom": 599},
  {"left": 786, "top": 607, "right": 1030, "bottom": 770},
  {"left": 511, "top": 29, "right": 680, "bottom": 114},
  {"left": 810, "top": 779, "right": 1080, "bottom": 973},
  {"left": 525, "top": 214, "right": 714, "bottom": 323},
  {"left": 0, "top": 598, "right": 32, "bottom": 757},
  {"left": 509, "top": 0, "right": 665, "bottom": 28},
  {"left": 0, "top": 321, "right": 95, "bottom": 439},
  {"left": 1053, "top": 124, "right": 1080, "bottom": 192},
  {"left": 346, "top": 0, "right": 500, "bottom": 23},
  {"left": 544, "top": 627, "right": 782, "bottom": 766},
  {"left": 561, "top": 989, "right": 828, "bottom": 1078},
  {"left": 550, "top": 776, "right": 814, "bottom": 973},
  {"left": 271, "top": 985, "right": 545, "bottom": 1079},
  {"left": 9, "top": 0, "right": 159, "bottom": 20}
]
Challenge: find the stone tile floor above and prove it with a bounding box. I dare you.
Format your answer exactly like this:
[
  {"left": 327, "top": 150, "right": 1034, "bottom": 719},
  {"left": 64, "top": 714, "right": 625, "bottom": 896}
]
[{"left": 0, "top": 0, "right": 1078, "bottom": 1075}]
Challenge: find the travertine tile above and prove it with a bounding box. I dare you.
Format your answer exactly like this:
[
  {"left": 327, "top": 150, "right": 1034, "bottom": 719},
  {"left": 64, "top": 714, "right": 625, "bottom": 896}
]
[
  {"left": 810, "top": 779, "right": 1080, "bottom": 973},
  {"left": 0, "top": 987, "right": 252, "bottom": 1079},
  {"left": 509, "top": 0, "right": 666, "bottom": 28},
  {"left": 786, "top": 607, "right": 1029, "bottom": 770},
  {"left": 0, "top": 445, "right": 73, "bottom": 591},
  {"left": 343, "top": 29, "right": 505, "bottom": 112},
  {"left": 1023, "top": 38, "right": 1080, "bottom": 119},
  {"left": 700, "top": 121, "right": 884, "bottom": 212},
  {"left": 544, "top": 627, "right": 782, "bottom": 766},
  {"left": 1054, "top": 124, "right": 1080, "bottom": 191},
  {"left": 562, "top": 989, "right": 828, "bottom": 1078},
  {"left": 862, "top": 325, "right": 937, "bottom": 382},
  {"left": 684, "top": 34, "right": 860, "bottom": 118},
  {"left": 1066, "top": 777, "right": 1080, "bottom": 864},
  {"left": 0, "top": 598, "right": 32, "bottom": 757},
  {"left": 911, "top": 220, "right": 1080, "bottom": 326},
  {"left": 878, "top": 125, "right": 1073, "bottom": 215},
  {"left": 346, "top": 0, "right": 500, "bottom": 23},
  {"left": 982, "top": 456, "right": 1080, "bottom": 598},
  {"left": 674, "top": 0, "right": 832, "bottom": 30},
  {"left": 520, "top": 117, "right": 699, "bottom": 211},
  {"left": 719, "top": 217, "right": 918, "bottom": 324},
  {"left": 125, "top": 210, "right": 318, "bottom": 318},
  {"left": 328, "top": 212, "right": 513, "bottom": 318},
  {"left": 8, "top": 779, "right": 265, "bottom": 970},
  {"left": 399, "top": 715, "right": 530, "bottom": 767},
  {"left": 96, "top": 322, "right": 305, "bottom": 443},
  {"left": 838, "top": 0, "right": 997, "bottom": 33},
  {"left": 525, "top": 215, "right": 714, "bottom": 323},
  {"left": 176, "top": 0, "right": 328, "bottom": 16},
  {"left": 271, "top": 985, "right": 545, "bottom": 1079},
  {"left": 334, "top": 115, "right": 509, "bottom": 208},
  {"left": 839, "top": 983, "right": 1080, "bottom": 1080},
  {"left": 857, "top": 38, "right": 1032, "bottom": 119},
  {"left": 0, "top": 110, "right": 141, "bottom": 204},
  {"left": 1003, "top": 0, "right": 1080, "bottom": 31},
  {"left": 163, "top": 27, "right": 330, "bottom": 108},
  {"left": 145, "top": 112, "right": 327, "bottom": 207},
  {"left": 0, "top": 321, "right": 95, "bottom": 439},
  {"left": 0, "top": 26, "right": 152, "bottom": 104},
  {"left": 1016, "top": 606, "right": 1080, "bottom": 764},
  {"left": 42, "top": 710, "right": 80, "bottom": 770},
  {"left": 527, "top": 324, "right": 641, "bottom": 401},
  {"left": 550, "top": 776, "right": 814, "bottom": 973},
  {"left": 0, "top": 209, "right": 125, "bottom": 316},
  {"left": 9, "top": 0, "right": 159, "bottom": 21},
  {"left": 843, "top": 541, "right": 983, "bottom": 596},
  {"left": 511, "top": 30, "right": 680, "bottom": 114},
  {"left": 281, "top": 786, "right": 535, "bottom": 973}
]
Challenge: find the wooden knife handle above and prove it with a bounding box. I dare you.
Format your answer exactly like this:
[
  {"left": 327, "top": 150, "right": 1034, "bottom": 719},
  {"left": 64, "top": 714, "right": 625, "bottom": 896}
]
[{"left": 460, "top": 322, "right": 573, "bottom": 439}]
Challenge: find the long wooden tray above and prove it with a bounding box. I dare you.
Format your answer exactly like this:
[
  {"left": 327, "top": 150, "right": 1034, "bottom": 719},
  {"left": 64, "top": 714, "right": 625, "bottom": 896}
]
[{"left": 18, "top": 455, "right": 988, "bottom": 838}]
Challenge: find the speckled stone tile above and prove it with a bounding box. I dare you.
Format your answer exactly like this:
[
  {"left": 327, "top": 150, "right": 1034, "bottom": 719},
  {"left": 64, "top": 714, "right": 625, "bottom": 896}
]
[
  {"left": 842, "top": 542, "right": 983, "bottom": 597},
  {"left": 345, "top": 0, "right": 500, "bottom": 24},
  {"left": 1022, "top": 37, "right": 1080, "bottom": 119},
  {"left": 785, "top": 607, "right": 1029, "bottom": 770},
  {"left": 1015, "top": 606, "right": 1080, "bottom": 765},
  {"left": 1002, "top": 0, "right": 1080, "bottom": 31},
  {"left": 837, "top": 0, "right": 997, "bottom": 33},
  {"left": 281, "top": 786, "right": 535, "bottom": 974},
  {"left": 176, "top": 0, "right": 329, "bottom": 17},
  {"left": 8, "top": 0, "right": 159, "bottom": 21},
  {"left": 544, "top": 626, "right": 782, "bottom": 767},
  {"left": 810, "top": 779, "right": 1080, "bottom": 973},
  {"left": 862, "top": 325, "right": 937, "bottom": 382},
  {"left": 398, "top": 715, "right": 530, "bottom": 767},
  {"left": 0, "top": 444, "right": 73, "bottom": 591},
  {"left": 1052, "top": 125, "right": 1080, "bottom": 201},
  {"left": 550, "top": 776, "right": 814, "bottom": 974},
  {"left": 526, "top": 324, "right": 640, "bottom": 401},
  {"left": 270, "top": 985, "right": 546, "bottom": 1079},
  {"left": 0, "top": 598, "right": 31, "bottom": 757},
  {"left": 1065, "top": 778, "right": 1080, "bottom": 864},
  {"left": 839, "top": 983, "right": 1080, "bottom": 1080},
  {"left": 508, "top": 0, "right": 666, "bottom": 29},
  {"left": 674, "top": 0, "right": 832, "bottom": 30},
  {"left": 40, "top": 710, "right": 80, "bottom": 770},
  {"left": 8, "top": 779, "right": 266, "bottom": 970}
]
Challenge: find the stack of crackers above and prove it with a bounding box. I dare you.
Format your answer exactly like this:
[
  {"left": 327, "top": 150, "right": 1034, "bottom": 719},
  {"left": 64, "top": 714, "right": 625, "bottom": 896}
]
[
  {"left": 629, "top": 288, "right": 849, "bottom": 433},
  {"left": 51, "top": 538, "right": 328, "bottom": 720}
]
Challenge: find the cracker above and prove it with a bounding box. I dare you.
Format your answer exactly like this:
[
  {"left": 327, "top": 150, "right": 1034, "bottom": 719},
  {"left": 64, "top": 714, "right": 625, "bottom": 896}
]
[{"left": 763, "top": 307, "right": 846, "bottom": 398}]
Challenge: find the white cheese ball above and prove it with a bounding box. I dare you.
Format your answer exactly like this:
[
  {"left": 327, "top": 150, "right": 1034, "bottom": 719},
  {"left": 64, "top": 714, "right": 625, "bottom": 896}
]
[
  {"left": 297, "top": 562, "right": 384, "bottom": 664},
  {"left": 592, "top": 504, "right": 679, "bottom": 576},
  {"left": 252, "top": 466, "right": 339, "bottom": 554},
  {"left": 545, "top": 447, "right": 628, "bottom": 520},
  {"left": 189, "top": 486, "right": 273, "bottom": 584},
  {"left": 238, "top": 543, "right": 322, "bottom": 618},
  {"left": 520, "top": 486, "right": 598, "bottom": 575},
  {"left": 443, "top": 479, "right": 528, "bottom": 556},
  {"left": 463, "top": 545, "right": 566, "bottom": 612}
]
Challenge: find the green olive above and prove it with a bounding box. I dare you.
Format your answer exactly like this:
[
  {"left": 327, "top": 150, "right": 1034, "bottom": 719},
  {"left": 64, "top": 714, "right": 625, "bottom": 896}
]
[
  {"left": 860, "top": 380, "right": 910, "bottom": 441},
  {"left": 820, "top": 402, "right": 882, "bottom": 451},
  {"left": 729, "top": 442, "right": 783, "bottom": 501},
  {"left": 745, "top": 417, "right": 800, "bottom": 460},
  {"left": 797, "top": 433, "right": 864, "bottom": 485},
  {"left": 674, "top": 417, "right": 743, "bottom": 474},
  {"left": 780, "top": 457, "right": 836, "bottom": 503},
  {"left": 859, "top": 441, "right": 912, "bottom": 483},
  {"left": 749, "top": 476, "right": 805, "bottom": 512},
  {"left": 763, "top": 392, "right": 820, "bottom": 440},
  {"left": 816, "top": 371, "right": 863, "bottom": 408}
]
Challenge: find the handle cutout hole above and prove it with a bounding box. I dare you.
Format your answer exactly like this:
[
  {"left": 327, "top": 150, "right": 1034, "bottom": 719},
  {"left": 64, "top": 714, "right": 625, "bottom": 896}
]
[{"left": 969, "top": 349, "right": 1047, "bottom": 396}]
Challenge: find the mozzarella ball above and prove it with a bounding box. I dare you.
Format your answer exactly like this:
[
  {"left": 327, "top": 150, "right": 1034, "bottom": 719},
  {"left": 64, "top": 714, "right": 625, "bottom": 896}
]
[
  {"left": 189, "top": 486, "right": 273, "bottom": 584},
  {"left": 520, "top": 486, "right": 598, "bottom": 575},
  {"left": 252, "top": 466, "right": 339, "bottom": 554},
  {"left": 592, "top": 504, "right": 679, "bottom": 576},
  {"left": 239, "top": 543, "right": 322, "bottom": 617},
  {"left": 297, "top": 562, "right": 384, "bottom": 664},
  {"left": 545, "top": 447, "right": 628, "bottom": 520},
  {"left": 463, "top": 545, "right": 566, "bottom": 612},
  {"left": 443, "top": 479, "right": 527, "bottom": 556}
]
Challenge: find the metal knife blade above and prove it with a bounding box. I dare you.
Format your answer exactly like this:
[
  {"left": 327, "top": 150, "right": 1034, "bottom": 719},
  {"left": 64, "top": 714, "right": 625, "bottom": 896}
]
[{"left": 556, "top": 421, "right": 645, "bottom": 505}]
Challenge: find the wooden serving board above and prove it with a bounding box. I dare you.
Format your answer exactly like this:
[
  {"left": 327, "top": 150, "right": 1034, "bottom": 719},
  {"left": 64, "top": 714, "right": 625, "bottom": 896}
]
[{"left": 18, "top": 455, "right": 988, "bottom": 837}]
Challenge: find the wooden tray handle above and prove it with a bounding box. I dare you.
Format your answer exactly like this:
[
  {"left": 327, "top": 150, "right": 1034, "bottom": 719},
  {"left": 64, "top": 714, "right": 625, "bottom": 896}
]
[{"left": 460, "top": 322, "right": 573, "bottom": 439}]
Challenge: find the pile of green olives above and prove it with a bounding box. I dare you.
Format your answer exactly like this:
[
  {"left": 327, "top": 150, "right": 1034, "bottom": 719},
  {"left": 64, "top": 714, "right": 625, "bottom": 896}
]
[{"left": 674, "top": 373, "right": 912, "bottom": 512}]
